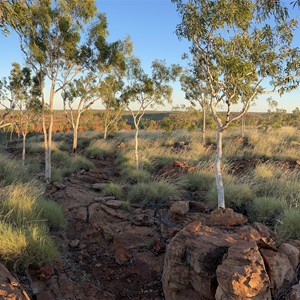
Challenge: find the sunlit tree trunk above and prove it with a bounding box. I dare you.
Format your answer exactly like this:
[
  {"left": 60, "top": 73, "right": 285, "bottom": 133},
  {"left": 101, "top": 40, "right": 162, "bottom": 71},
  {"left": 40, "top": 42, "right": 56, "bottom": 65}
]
[
  {"left": 134, "top": 120, "right": 139, "bottom": 170},
  {"left": 72, "top": 112, "right": 82, "bottom": 153},
  {"left": 215, "top": 126, "right": 225, "bottom": 209},
  {"left": 202, "top": 105, "right": 206, "bottom": 145},
  {"left": 22, "top": 132, "right": 27, "bottom": 166}
]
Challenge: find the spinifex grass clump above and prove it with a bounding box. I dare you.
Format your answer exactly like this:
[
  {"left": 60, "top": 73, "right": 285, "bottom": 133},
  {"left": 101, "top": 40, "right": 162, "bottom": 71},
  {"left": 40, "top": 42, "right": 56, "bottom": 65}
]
[
  {"left": 127, "top": 181, "right": 179, "bottom": 208},
  {"left": 0, "top": 181, "right": 64, "bottom": 269},
  {"left": 101, "top": 183, "right": 125, "bottom": 200},
  {"left": 86, "top": 140, "right": 115, "bottom": 159},
  {"left": 180, "top": 171, "right": 215, "bottom": 191},
  {"left": 120, "top": 167, "right": 151, "bottom": 184},
  {"left": 207, "top": 181, "right": 254, "bottom": 213},
  {"left": 0, "top": 154, "right": 27, "bottom": 186},
  {"left": 248, "top": 196, "right": 286, "bottom": 226},
  {"left": 276, "top": 208, "right": 300, "bottom": 240},
  {"left": 52, "top": 151, "right": 95, "bottom": 182}
]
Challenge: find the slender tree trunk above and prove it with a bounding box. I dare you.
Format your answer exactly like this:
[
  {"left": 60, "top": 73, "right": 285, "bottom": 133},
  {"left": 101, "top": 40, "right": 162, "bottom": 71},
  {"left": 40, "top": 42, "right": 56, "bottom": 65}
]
[
  {"left": 72, "top": 125, "right": 78, "bottom": 153},
  {"left": 72, "top": 112, "right": 82, "bottom": 153},
  {"left": 215, "top": 126, "right": 225, "bottom": 209},
  {"left": 103, "top": 125, "right": 108, "bottom": 140},
  {"left": 202, "top": 106, "right": 206, "bottom": 145},
  {"left": 134, "top": 125, "right": 139, "bottom": 170},
  {"left": 44, "top": 81, "right": 55, "bottom": 182},
  {"left": 22, "top": 132, "right": 27, "bottom": 166},
  {"left": 241, "top": 115, "right": 245, "bottom": 138}
]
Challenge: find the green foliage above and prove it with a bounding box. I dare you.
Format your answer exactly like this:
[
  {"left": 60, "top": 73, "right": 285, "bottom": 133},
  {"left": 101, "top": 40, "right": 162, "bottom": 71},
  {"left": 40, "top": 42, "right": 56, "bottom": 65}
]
[
  {"left": 52, "top": 149, "right": 70, "bottom": 164},
  {"left": 207, "top": 182, "right": 254, "bottom": 213},
  {"left": 86, "top": 140, "right": 114, "bottom": 158},
  {"left": 180, "top": 171, "right": 215, "bottom": 191},
  {"left": 101, "top": 183, "right": 124, "bottom": 200},
  {"left": 249, "top": 196, "right": 286, "bottom": 225},
  {"left": 0, "top": 181, "right": 64, "bottom": 230},
  {"left": 52, "top": 154, "right": 94, "bottom": 181},
  {"left": 120, "top": 167, "right": 151, "bottom": 184},
  {"left": 0, "top": 181, "right": 63, "bottom": 270},
  {"left": 127, "top": 181, "right": 179, "bottom": 208},
  {"left": 0, "top": 222, "right": 58, "bottom": 270},
  {"left": 0, "top": 154, "right": 27, "bottom": 185},
  {"left": 276, "top": 208, "right": 300, "bottom": 240}
]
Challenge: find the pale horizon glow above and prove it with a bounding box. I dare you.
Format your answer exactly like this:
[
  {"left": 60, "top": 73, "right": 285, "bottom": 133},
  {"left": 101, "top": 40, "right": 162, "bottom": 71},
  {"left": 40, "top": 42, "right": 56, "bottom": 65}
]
[{"left": 0, "top": 0, "right": 299, "bottom": 113}]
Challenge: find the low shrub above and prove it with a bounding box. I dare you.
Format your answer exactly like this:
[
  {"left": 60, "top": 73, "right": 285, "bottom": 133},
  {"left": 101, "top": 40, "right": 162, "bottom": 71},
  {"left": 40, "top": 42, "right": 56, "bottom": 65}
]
[
  {"left": 0, "top": 181, "right": 62, "bottom": 270},
  {"left": 276, "top": 208, "right": 300, "bottom": 240},
  {"left": 249, "top": 196, "right": 286, "bottom": 226},
  {"left": 180, "top": 172, "right": 215, "bottom": 191},
  {"left": 120, "top": 167, "right": 151, "bottom": 184},
  {"left": 0, "top": 154, "right": 27, "bottom": 185},
  {"left": 101, "top": 183, "right": 124, "bottom": 200},
  {"left": 127, "top": 181, "right": 179, "bottom": 208},
  {"left": 0, "top": 181, "right": 64, "bottom": 230},
  {"left": 86, "top": 140, "right": 114, "bottom": 158},
  {"left": 207, "top": 182, "right": 254, "bottom": 213}
]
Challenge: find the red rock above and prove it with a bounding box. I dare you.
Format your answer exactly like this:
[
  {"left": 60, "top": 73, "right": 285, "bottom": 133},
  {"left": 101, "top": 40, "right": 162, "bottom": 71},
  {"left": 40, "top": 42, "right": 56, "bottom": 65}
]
[
  {"left": 189, "top": 201, "right": 206, "bottom": 212},
  {"left": 152, "top": 240, "right": 166, "bottom": 254},
  {"left": 170, "top": 201, "right": 189, "bottom": 216},
  {"left": 36, "top": 291, "right": 53, "bottom": 300},
  {"left": 69, "top": 239, "right": 80, "bottom": 248},
  {"left": 163, "top": 222, "right": 239, "bottom": 300},
  {"left": 278, "top": 242, "right": 300, "bottom": 270},
  {"left": 39, "top": 265, "right": 54, "bottom": 279},
  {"left": 207, "top": 208, "right": 248, "bottom": 228},
  {"left": 216, "top": 241, "right": 271, "bottom": 299},
  {"left": 260, "top": 248, "right": 296, "bottom": 297},
  {"left": 287, "top": 282, "right": 300, "bottom": 300},
  {"left": 0, "top": 263, "right": 30, "bottom": 300},
  {"left": 114, "top": 247, "right": 132, "bottom": 265}
]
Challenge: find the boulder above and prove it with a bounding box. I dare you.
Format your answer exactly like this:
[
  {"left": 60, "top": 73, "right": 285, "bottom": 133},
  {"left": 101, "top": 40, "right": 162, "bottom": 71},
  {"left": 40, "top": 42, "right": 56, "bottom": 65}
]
[
  {"left": 0, "top": 263, "right": 30, "bottom": 300},
  {"left": 278, "top": 242, "right": 300, "bottom": 270},
  {"left": 163, "top": 221, "right": 239, "bottom": 300},
  {"left": 207, "top": 208, "right": 248, "bottom": 228},
  {"left": 91, "top": 182, "right": 108, "bottom": 191},
  {"left": 170, "top": 201, "right": 189, "bottom": 216},
  {"left": 216, "top": 241, "right": 271, "bottom": 299},
  {"left": 287, "top": 282, "right": 300, "bottom": 300},
  {"left": 260, "top": 248, "right": 296, "bottom": 297}
]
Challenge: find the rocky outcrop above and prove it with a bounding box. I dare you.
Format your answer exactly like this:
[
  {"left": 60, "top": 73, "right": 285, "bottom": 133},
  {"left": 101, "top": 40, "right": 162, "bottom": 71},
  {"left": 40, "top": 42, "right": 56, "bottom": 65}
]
[
  {"left": 260, "top": 248, "right": 296, "bottom": 298},
  {"left": 163, "top": 209, "right": 300, "bottom": 300},
  {"left": 0, "top": 263, "right": 30, "bottom": 300},
  {"left": 216, "top": 241, "right": 271, "bottom": 299}
]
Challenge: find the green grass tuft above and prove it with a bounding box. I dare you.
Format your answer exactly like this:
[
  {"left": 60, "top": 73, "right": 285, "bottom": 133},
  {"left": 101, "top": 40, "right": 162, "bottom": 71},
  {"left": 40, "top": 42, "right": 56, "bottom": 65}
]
[
  {"left": 180, "top": 171, "right": 215, "bottom": 191},
  {"left": 207, "top": 181, "right": 254, "bottom": 213},
  {"left": 101, "top": 183, "right": 124, "bottom": 200},
  {"left": 127, "top": 181, "right": 179, "bottom": 208},
  {"left": 276, "top": 208, "right": 300, "bottom": 240}
]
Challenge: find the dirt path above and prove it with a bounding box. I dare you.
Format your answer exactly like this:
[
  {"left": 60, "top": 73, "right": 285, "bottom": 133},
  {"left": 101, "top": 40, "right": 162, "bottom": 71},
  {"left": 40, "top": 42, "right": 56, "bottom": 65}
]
[{"left": 30, "top": 155, "right": 207, "bottom": 300}]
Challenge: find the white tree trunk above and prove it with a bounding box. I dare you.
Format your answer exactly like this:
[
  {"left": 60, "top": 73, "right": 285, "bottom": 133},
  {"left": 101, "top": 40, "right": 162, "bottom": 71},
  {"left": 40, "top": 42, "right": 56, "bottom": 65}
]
[
  {"left": 215, "top": 126, "right": 225, "bottom": 208},
  {"left": 202, "top": 106, "right": 206, "bottom": 145},
  {"left": 104, "top": 125, "right": 108, "bottom": 140},
  {"left": 134, "top": 126, "right": 139, "bottom": 170},
  {"left": 22, "top": 132, "right": 27, "bottom": 166},
  {"left": 73, "top": 126, "right": 78, "bottom": 153},
  {"left": 241, "top": 115, "right": 245, "bottom": 138}
]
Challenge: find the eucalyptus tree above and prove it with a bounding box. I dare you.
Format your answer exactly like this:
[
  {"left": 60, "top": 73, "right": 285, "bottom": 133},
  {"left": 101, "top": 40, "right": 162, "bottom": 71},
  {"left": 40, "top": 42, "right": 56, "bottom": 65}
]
[
  {"left": 0, "top": 62, "right": 41, "bottom": 163},
  {"left": 180, "top": 62, "right": 210, "bottom": 145},
  {"left": 100, "top": 75, "right": 125, "bottom": 140},
  {"left": 63, "top": 73, "right": 100, "bottom": 153},
  {"left": 122, "top": 59, "right": 181, "bottom": 169},
  {"left": 173, "top": 0, "right": 300, "bottom": 209},
  {"left": 10, "top": 0, "right": 98, "bottom": 181}
]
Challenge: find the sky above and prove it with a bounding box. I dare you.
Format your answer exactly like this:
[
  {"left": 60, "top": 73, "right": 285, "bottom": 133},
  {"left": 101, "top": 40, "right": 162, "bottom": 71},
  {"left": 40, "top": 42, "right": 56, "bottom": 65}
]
[{"left": 0, "top": 0, "right": 299, "bottom": 112}]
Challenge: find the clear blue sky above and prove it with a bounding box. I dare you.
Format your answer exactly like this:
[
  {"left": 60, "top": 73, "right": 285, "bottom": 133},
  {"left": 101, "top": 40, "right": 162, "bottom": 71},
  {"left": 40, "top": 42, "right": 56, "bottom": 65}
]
[{"left": 0, "top": 0, "right": 299, "bottom": 112}]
